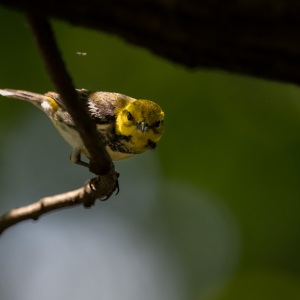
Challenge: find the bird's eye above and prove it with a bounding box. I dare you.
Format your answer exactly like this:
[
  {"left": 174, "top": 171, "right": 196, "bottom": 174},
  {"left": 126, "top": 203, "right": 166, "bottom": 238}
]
[
  {"left": 126, "top": 111, "right": 133, "bottom": 121},
  {"left": 154, "top": 120, "right": 163, "bottom": 127}
]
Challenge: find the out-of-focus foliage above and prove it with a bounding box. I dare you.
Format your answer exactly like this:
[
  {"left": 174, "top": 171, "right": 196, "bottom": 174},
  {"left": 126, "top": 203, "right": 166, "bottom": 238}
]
[{"left": 0, "top": 6, "right": 300, "bottom": 300}]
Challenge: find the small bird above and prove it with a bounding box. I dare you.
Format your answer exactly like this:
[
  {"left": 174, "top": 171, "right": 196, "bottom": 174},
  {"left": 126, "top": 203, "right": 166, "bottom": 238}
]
[{"left": 0, "top": 88, "right": 164, "bottom": 166}]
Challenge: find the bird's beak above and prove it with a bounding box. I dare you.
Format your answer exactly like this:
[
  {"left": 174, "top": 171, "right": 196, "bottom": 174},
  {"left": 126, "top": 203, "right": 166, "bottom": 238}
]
[{"left": 137, "top": 121, "right": 149, "bottom": 133}]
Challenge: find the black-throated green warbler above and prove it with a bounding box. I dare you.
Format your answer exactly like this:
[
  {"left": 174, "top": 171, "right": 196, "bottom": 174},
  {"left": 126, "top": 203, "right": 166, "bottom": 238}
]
[{"left": 0, "top": 88, "right": 164, "bottom": 165}]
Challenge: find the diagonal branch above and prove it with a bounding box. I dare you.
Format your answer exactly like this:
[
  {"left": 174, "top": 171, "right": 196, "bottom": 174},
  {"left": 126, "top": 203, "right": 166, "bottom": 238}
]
[
  {"left": 0, "top": 15, "right": 119, "bottom": 234},
  {"left": 26, "top": 13, "right": 113, "bottom": 176}
]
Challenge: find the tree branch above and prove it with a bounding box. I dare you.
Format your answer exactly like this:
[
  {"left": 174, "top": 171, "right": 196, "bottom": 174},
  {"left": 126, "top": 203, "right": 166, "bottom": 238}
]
[
  {"left": 26, "top": 14, "right": 113, "bottom": 175},
  {"left": 0, "top": 15, "right": 119, "bottom": 234},
  {"left": 1, "top": 0, "right": 300, "bottom": 85},
  {"left": 0, "top": 174, "right": 118, "bottom": 235}
]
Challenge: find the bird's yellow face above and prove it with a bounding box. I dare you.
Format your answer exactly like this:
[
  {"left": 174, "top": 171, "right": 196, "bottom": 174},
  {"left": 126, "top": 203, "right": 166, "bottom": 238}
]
[{"left": 116, "top": 100, "right": 164, "bottom": 148}]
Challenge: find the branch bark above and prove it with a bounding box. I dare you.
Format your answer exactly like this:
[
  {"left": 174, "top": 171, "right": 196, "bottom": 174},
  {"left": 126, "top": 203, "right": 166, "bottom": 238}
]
[
  {"left": 0, "top": 15, "right": 118, "bottom": 234},
  {"left": 26, "top": 14, "right": 113, "bottom": 176},
  {"left": 0, "top": 174, "right": 118, "bottom": 235},
  {"left": 1, "top": 0, "right": 300, "bottom": 85}
]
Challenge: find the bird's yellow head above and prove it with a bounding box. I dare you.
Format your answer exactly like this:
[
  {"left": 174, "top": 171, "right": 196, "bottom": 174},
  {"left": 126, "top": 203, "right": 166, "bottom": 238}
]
[{"left": 116, "top": 99, "right": 164, "bottom": 149}]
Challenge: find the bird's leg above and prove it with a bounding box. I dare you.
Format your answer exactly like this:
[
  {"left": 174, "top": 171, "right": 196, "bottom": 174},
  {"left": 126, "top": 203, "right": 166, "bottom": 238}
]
[{"left": 70, "top": 147, "right": 89, "bottom": 168}]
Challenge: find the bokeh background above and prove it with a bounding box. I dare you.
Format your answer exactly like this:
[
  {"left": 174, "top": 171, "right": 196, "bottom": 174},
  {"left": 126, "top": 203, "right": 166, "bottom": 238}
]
[{"left": 1, "top": 6, "right": 300, "bottom": 300}]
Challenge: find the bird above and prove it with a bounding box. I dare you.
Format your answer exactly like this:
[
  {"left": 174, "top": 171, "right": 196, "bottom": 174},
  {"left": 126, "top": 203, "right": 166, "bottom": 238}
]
[{"left": 0, "top": 88, "right": 164, "bottom": 167}]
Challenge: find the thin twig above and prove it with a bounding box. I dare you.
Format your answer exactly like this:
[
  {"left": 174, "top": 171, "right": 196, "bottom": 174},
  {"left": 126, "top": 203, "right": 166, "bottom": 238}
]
[
  {"left": 26, "top": 14, "right": 113, "bottom": 175},
  {"left": 0, "top": 174, "right": 118, "bottom": 235}
]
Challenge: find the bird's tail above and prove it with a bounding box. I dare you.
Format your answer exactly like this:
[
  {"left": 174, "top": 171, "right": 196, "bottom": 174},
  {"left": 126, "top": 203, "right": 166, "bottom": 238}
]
[
  {"left": 0, "top": 88, "right": 61, "bottom": 115},
  {"left": 0, "top": 88, "right": 48, "bottom": 105}
]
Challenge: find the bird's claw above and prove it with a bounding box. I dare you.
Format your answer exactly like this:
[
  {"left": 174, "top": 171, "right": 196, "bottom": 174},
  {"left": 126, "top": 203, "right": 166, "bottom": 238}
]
[{"left": 88, "top": 172, "right": 120, "bottom": 201}]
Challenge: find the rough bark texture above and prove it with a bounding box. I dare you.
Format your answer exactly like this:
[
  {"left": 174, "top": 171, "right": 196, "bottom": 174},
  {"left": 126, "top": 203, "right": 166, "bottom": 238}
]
[
  {"left": 0, "top": 172, "right": 119, "bottom": 235},
  {"left": 1, "top": 1, "right": 300, "bottom": 84}
]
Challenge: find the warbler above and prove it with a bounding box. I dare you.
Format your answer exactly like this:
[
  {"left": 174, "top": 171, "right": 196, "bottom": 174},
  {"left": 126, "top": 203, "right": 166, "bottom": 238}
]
[{"left": 0, "top": 88, "right": 164, "bottom": 166}]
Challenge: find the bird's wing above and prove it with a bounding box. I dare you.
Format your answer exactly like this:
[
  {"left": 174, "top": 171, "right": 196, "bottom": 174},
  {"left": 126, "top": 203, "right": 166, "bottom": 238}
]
[
  {"left": 87, "top": 91, "right": 135, "bottom": 124},
  {"left": 46, "top": 89, "right": 135, "bottom": 127}
]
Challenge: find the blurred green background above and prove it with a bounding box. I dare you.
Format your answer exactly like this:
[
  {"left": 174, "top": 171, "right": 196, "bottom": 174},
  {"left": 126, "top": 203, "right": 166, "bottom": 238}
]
[{"left": 1, "top": 6, "right": 300, "bottom": 300}]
